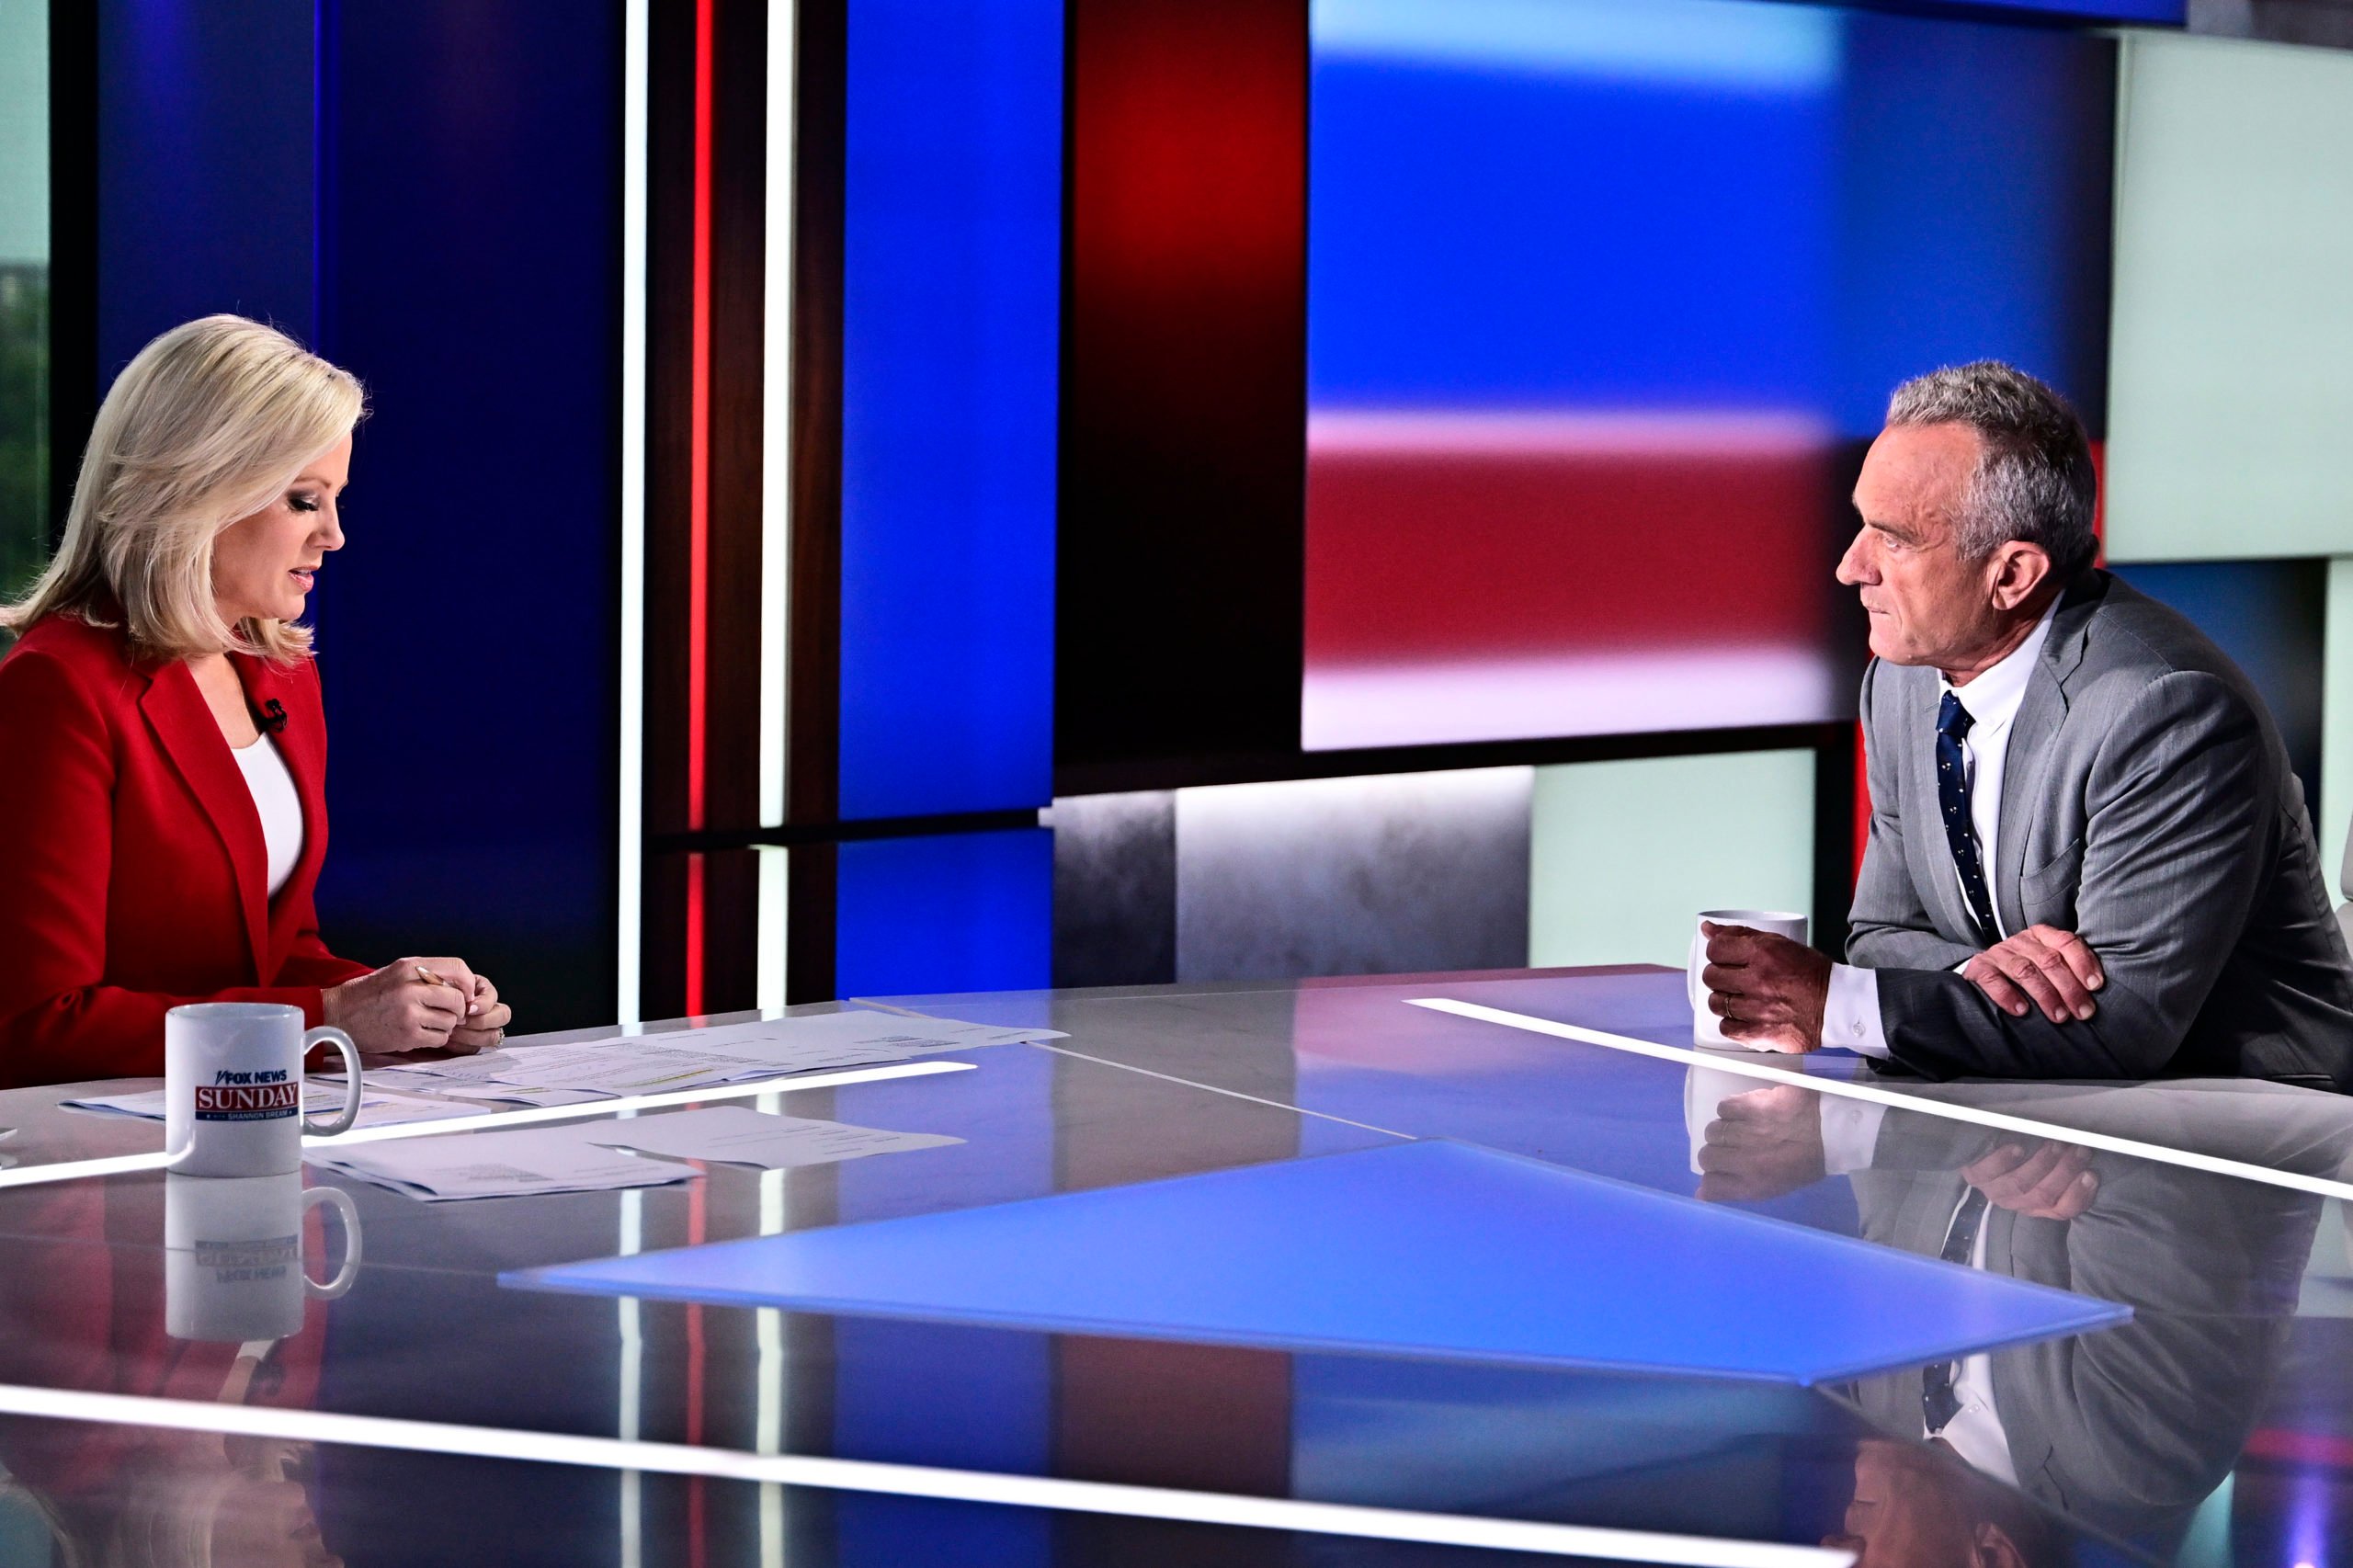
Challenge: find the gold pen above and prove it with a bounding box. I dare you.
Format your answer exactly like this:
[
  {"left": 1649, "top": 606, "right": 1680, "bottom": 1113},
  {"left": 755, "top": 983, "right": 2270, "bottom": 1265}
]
[{"left": 416, "top": 965, "right": 483, "bottom": 1019}]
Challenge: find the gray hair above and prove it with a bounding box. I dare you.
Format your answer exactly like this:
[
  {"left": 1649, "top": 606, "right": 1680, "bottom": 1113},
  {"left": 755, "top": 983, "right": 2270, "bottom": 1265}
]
[{"left": 1886, "top": 360, "right": 2097, "bottom": 579}]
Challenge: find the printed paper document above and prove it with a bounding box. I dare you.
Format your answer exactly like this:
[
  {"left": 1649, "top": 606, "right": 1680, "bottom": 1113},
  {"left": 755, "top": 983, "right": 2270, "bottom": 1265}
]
[{"left": 585, "top": 1107, "right": 962, "bottom": 1171}]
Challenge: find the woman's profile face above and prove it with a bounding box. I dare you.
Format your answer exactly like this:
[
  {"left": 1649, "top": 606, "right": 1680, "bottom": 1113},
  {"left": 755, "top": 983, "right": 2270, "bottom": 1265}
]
[{"left": 211, "top": 434, "right": 352, "bottom": 631}]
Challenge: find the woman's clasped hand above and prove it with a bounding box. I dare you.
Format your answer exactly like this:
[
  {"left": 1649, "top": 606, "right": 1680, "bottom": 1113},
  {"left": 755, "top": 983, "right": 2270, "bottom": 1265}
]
[{"left": 320, "top": 959, "right": 513, "bottom": 1055}]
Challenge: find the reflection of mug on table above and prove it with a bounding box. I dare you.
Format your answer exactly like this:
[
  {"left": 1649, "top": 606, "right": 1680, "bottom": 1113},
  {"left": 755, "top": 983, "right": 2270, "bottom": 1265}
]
[
  {"left": 165, "top": 1003, "right": 363, "bottom": 1177},
  {"left": 1688, "top": 909, "right": 1808, "bottom": 1048},
  {"left": 165, "top": 1173, "right": 361, "bottom": 1343}
]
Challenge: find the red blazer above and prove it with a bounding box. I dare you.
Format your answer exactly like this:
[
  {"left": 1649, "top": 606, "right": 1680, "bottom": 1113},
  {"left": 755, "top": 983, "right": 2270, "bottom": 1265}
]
[{"left": 0, "top": 614, "right": 370, "bottom": 1087}]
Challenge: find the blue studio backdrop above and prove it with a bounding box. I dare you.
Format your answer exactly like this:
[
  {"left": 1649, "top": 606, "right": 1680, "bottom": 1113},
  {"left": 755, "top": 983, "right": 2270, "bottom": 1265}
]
[{"left": 97, "top": 0, "right": 621, "bottom": 1029}]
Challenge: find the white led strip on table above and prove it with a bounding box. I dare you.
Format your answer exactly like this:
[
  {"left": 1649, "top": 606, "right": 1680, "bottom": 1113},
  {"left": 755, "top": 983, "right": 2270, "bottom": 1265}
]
[
  {"left": 0, "top": 1381, "right": 1847, "bottom": 1568},
  {"left": 0, "top": 1060, "right": 974, "bottom": 1189},
  {"left": 1409, "top": 997, "right": 2353, "bottom": 1204}
]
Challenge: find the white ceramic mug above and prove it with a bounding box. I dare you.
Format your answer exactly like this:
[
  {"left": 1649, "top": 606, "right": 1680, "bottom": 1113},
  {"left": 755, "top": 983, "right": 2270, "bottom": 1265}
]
[
  {"left": 165, "top": 1003, "right": 363, "bottom": 1177},
  {"left": 1688, "top": 909, "right": 1809, "bottom": 1048},
  {"left": 165, "top": 1172, "right": 362, "bottom": 1342}
]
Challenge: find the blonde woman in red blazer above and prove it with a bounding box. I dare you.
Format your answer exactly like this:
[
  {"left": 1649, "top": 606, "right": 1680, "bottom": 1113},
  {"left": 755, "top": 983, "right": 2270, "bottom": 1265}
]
[{"left": 0, "top": 316, "right": 511, "bottom": 1087}]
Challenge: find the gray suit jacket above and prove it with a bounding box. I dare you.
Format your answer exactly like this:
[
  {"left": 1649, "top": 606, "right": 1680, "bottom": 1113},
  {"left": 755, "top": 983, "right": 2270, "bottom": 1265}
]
[{"left": 1848, "top": 570, "right": 2353, "bottom": 1084}]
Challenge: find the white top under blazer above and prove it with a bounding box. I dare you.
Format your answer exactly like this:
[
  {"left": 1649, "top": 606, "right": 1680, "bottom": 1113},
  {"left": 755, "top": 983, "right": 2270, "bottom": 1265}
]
[{"left": 232, "top": 732, "right": 305, "bottom": 901}]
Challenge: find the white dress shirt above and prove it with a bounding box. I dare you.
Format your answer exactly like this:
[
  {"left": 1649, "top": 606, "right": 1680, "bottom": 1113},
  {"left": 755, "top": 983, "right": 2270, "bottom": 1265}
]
[
  {"left": 1823, "top": 600, "right": 2061, "bottom": 1058},
  {"left": 1815, "top": 1101, "right": 2016, "bottom": 1483},
  {"left": 233, "top": 732, "right": 306, "bottom": 901}
]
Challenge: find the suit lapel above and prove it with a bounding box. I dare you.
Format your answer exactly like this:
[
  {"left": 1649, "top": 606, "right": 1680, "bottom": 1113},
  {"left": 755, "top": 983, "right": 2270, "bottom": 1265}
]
[
  {"left": 239, "top": 655, "right": 325, "bottom": 960},
  {"left": 1993, "top": 579, "right": 2101, "bottom": 935},
  {"left": 140, "top": 660, "right": 270, "bottom": 979},
  {"left": 1904, "top": 665, "right": 1977, "bottom": 942}
]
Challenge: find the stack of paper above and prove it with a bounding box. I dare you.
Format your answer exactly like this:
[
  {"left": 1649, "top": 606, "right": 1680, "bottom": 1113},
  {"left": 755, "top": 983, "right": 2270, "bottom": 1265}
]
[
  {"left": 583, "top": 1107, "right": 962, "bottom": 1171},
  {"left": 309, "top": 1107, "right": 962, "bottom": 1200},
  {"left": 307, "top": 1123, "right": 698, "bottom": 1201},
  {"left": 325, "top": 1009, "right": 1063, "bottom": 1108}
]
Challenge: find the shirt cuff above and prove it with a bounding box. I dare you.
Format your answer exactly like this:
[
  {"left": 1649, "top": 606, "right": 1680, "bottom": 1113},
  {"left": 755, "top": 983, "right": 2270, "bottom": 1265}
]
[
  {"left": 1819, "top": 1096, "right": 1891, "bottom": 1176},
  {"left": 1824, "top": 962, "right": 1891, "bottom": 1059}
]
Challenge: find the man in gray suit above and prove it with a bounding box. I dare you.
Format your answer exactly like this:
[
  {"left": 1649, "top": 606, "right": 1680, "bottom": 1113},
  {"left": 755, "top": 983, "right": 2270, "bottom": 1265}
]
[{"left": 1699, "top": 361, "right": 2353, "bottom": 1082}]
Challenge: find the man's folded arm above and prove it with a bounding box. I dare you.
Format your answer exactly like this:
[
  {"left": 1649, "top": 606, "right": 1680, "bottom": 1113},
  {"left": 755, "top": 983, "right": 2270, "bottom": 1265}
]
[{"left": 1873, "top": 672, "right": 2268, "bottom": 1080}]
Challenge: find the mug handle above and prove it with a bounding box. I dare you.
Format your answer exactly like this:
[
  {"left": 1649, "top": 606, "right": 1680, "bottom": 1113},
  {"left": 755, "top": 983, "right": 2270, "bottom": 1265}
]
[
  {"left": 302, "top": 1027, "right": 364, "bottom": 1137},
  {"left": 301, "top": 1185, "right": 364, "bottom": 1299}
]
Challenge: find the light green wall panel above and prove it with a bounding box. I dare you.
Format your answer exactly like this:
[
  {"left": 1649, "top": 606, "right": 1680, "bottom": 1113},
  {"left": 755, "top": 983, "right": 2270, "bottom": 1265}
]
[
  {"left": 2104, "top": 32, "right": 2353, "bottom": 562},
  {"left": 2323, "top": 558, "right": 2353, "bottom": 903},
  {"left": 0, "top": 0, "right": 45, "bottom": 265},
  {"left": 1529, "top": 749, "right": 1814, "bottom": 969}
]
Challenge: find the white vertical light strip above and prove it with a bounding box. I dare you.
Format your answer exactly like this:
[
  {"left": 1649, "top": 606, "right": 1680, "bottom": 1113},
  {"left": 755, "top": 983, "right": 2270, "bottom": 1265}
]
[
  {"left": 617, "top": 0, "right": 652, "bottom": 1026},
  {"left": 756, "top": 0, "right": 799, "bottom": 1012},
  {"left": 758, "top": 850, "right": 790, "bottom": 1013},
  {"left": 757, "top": 1104, "right": 788, "bottom": 1566},
  {"left": 618, "top": 1181, "right": 645, "bottom": 1568}
]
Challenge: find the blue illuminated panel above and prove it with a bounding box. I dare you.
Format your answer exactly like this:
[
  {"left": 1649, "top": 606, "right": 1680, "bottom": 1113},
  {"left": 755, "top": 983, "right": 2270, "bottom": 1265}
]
[
  {"left": 835, "top": 829, "right": 1052, "bottom": 999},
  {"left": 838, "top": 0, "right": 1062, "bottom": 821},
  {"left": 1955, "top": 0, "right": 2180, "bottom": 18},
  {"left": 517, "top": 1140, "right": 2126, "bottom": 1383}
]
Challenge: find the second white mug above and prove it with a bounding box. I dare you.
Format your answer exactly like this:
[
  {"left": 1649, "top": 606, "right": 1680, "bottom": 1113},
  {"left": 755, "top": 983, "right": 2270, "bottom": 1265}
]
[
  {"left": 165, "top": 1172, "right": 363, "bottom": 1343},
  {"left": 1688, "top": 908, "right": 1809, "bottom": 1049}
]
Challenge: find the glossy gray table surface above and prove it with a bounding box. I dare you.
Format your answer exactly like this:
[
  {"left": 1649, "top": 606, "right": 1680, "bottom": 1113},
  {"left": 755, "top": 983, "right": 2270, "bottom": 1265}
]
[{"left": 0, "top": 966, "right": 2347, "bottom": 1567}]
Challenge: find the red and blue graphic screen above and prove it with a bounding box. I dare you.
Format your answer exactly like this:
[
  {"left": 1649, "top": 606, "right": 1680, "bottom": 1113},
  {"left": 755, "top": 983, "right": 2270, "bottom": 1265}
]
[{"left": 1303, "top": 0, "right": 2114, "bottom": 748}]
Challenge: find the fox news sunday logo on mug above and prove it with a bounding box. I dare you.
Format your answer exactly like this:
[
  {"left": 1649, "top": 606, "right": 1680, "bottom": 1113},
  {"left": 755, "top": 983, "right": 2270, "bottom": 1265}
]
[
  {"left": 192, "top": 1068, "right": 300, "bottom": 1122},
  {"left": 166, "top": 1003, "right": 362, "bottom": 1176}
]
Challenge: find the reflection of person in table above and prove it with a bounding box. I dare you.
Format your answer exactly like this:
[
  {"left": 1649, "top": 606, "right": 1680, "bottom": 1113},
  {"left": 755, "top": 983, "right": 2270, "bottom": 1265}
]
[
  {"left": 1696, "top": 1081, "right": 2320, "bottom": 1562},
  {"left": 0, "top": 1150, "right": 343, "bottom": 1565},
  {"left": 1697, "top": 359, "right": 2353, "bottom": 1083},
  {"left": 0, "top": 315, "right": 511, "bottom": 1086},
  {"left": 1825, "top": 1437, "right": 2059, "bottom": 1568}
]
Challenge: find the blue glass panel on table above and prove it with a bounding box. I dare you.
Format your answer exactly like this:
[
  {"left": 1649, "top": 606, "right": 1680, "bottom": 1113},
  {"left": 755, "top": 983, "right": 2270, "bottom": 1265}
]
[
  {"left": 514, "top": 1140, "right": 2128, "bottom": 1384},
  {"left": 839, "top": 0, "right": 1061, "bottom": 820},
  {"left": 835, "top": 829, "right": 1053, "bottom": 999},
  {"left": 1302, "top": 0, "right": 2115, "bottom": 749}
]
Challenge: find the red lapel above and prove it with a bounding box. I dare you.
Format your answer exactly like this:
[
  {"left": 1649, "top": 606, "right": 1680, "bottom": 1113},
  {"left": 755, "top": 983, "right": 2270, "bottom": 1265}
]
[
  {"left": 238, "top": 653, "right": 328, "bottom": 960},
  {"left": 139, "top": 660, "right": 271, "bottom": 980}
]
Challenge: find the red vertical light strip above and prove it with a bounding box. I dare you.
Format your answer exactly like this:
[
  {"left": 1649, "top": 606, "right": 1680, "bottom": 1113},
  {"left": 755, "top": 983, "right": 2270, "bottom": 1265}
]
[
  {"left": 683, "top": 0, "right": 716, "bottom": 1016},
  {"left": 684, "top": 852, "right": 707, "bottom": 1016}
]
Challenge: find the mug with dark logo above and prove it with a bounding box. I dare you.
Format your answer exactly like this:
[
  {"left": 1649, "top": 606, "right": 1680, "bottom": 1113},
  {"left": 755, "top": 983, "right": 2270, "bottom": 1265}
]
[{"left": 165, "top": 1003, "right": 363, "bottom": 1177}]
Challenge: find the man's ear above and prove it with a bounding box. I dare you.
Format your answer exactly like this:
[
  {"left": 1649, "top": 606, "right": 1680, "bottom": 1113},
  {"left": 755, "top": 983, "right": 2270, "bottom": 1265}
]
[
  {"left": 1986, "top": 541, "right": 2053, "bottom": 613},
  {"left": 1972, "top": 1519, "right": 2030, "bottom": 1568}
]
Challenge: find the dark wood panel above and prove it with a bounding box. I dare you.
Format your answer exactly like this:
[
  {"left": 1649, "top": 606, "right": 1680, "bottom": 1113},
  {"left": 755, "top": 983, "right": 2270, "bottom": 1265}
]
[
  {"left": 706, "top": 0, "right": 770, "bottom": 839},
  {"left": 638, "top": 0, "right": 702, "bottom": 1021},
  {"left": 1055, "top": 0, "right": 1308, "bottom": 779},
  {"left": 47, "top": 0, "right": 98, "bottom": 553}
]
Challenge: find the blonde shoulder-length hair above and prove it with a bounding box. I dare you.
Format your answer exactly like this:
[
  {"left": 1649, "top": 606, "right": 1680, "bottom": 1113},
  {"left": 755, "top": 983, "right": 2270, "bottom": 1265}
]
[{"left": 0, "top": 314, "right": 365, "bottom": 663}]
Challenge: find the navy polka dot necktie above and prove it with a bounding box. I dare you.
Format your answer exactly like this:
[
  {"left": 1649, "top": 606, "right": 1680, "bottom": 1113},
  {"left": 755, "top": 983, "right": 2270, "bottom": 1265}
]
[
  {"left": 1936, "top": 690, "right": 1999, "bottom": 945},
  {"left": 1922, "top": 1185, "right": 1992, "bottom": 1434}
]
